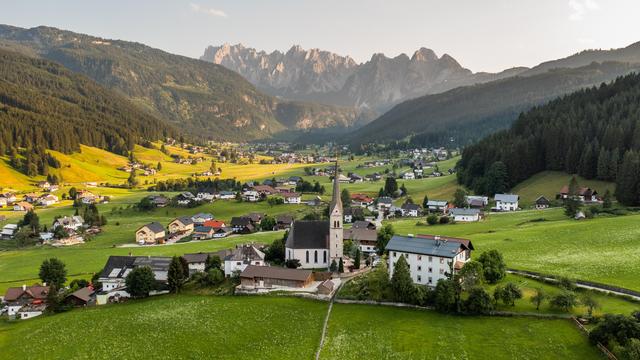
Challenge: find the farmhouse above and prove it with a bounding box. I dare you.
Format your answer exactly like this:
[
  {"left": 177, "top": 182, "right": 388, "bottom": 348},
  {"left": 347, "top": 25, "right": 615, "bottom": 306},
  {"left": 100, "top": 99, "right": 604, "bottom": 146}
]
[
  {"left": 0, "top": 196, "right": 7, "bottom": 208},
  {"left": 281, "top": 192, "right": 302, "bottom": 204},
  {"left": 1, "top": 224, "right": 19, "bottom": 239},
  {"left": 449, "top": 208, "right": 481, "bottom": 222},
  {"left": 286, "top": 161, "right": 343, "bottom": 269},
  {"left": 64, "top": 287, "right": 95, "bottom": 307},
  {"left": 239, "top": 265, "right": 314, "bottom": 289},
  {"left": 148, "top": 195, "right": 169, "bottom": 208},
  {"left": 535, "top": 196, "right": 551, "bottom": 209},
  {"left": 402, "top": 172, "right": 415, "bottom": 180},
  {"left": 351, "top": 194, "right": 374, "bottom": 207},
  {"left": 558, "top": 186, "right": 599, "bottom": 203},
  {"left": 466, "top": 196, "right": 488, "bottom": 208},
  {"left": 196, "top": 191, "right": 216, "bottom": 202},
  {"left": 53, "top": 216, "right": 84, "bottom": 232},
  {"left": 168, "top": 216, "right": 195, "bottom": 235},
  {"left": 96, "top": 255, "right": 171, "bottom": 304},
  {"left": 191, "top": 212, "right": 214, "bottom": 224},
  {"left": 223, "top": 244, "right": 266, "bottom": 277},
  {"left": 343, "top": 207, "right": 364, "bottom": 223},
  {"left": 386, "top": 234, "right": 473, "bottom": 287},
  {"left": 494, "top": 194, "right": 519, "bottom": 212},
  {"left": 343, "top": 227, "right": 378, "bottom": 254},
  {"left": 182, "top": 253, "right": 210, "bottom": 275},
  {"left": 192, "top": 226, "right": 215, "bottom": 240},
  {"left": 175, "top": 192, "right": 197, "bottom": 206},
  {"left": 242, "top": 190, "right": 260, "bottom": 202},
  {"left": 274, "top": 215, "right": 294, "bottom": 230},
  {"left": 136, "top": 222, "right": 166, "bottom": 245},
  {"left": 426, "top": 200, "right": 448, "bottom": 214},
  {"left": 377, "top": 197, "right": 393, "bottom": 211},
  {"left": 3, "top": 284, "right": 50, "bottom": 319},
  {"left": 401, "top": 203, "right": 421, "bottom": 217},
  {"left": 218, "top": 191, "right": 236, "bottom": 200},
  {"left": 13, "top": 202, "right": 33, "bottom": 212},
  {"left": 38, "top": 194, "right": 59, "bottom": 206},
  {"left": 352, "top": 220, "right": 376, "bottom": 230},
  {"left": 230, "top": 217, "right": 256, "bottom": 234}
]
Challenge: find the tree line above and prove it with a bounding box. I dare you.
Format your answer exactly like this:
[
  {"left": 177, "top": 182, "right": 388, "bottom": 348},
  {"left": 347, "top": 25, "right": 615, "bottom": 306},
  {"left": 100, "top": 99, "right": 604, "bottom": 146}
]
[{"left": 457, "top": 73, "right": 640, "bottom": 205}]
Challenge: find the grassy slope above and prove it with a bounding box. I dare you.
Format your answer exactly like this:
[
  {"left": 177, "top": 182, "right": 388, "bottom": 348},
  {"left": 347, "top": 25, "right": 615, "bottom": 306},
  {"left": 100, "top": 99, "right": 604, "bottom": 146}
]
[
  {"left": 389, "top": 208, "right": 640, "bottom": 291},
  {"left": 0, "top": 296, "right": 327, "bottom": 359},
  {"left": 322, "top": 303, "right": 600, "bottom": 360},
  {"left": 512, "top": 171, "right": 616, "bottom": 206}
]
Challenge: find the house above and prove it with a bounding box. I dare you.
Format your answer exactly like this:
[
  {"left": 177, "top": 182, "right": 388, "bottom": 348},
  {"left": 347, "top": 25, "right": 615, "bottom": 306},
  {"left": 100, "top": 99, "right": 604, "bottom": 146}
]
[
  {"left": 402, "top": 172, "right": 415, "bottom": 180},
  {"left": 449, "top": 208, "right": 481, "bottom": 222},
  {"left": 203, "top": 219, "right": 226, "bottom": 229},
  {"left": 196, "top": 191, "right": 216, "bottom": 202},
  {"left": 350, "top": 173, "right": 364, "bottom": 183},
  {"left": 182, "top": 253, "right": 210, "bottom": 275},
  {"left": 352, "top": 220, "right": 376, "bottom": 230},
  {"left": 239, "top": 265, "right": 314, "bottom": 289},
  {"left": 38, "top": 194, "right": 59, "bottom": 207},
  {"left": 245, "top": 213, "right": 264, "bottom": 223},
  {"left": 13, "top": 202, "right": 33, "bottom": 212},
  {"left": 3, "top": 284, "right": 50, "bottom": 319},
  {"left": 64, "top": 286, "right": 95, "bottom": 307},
  {"left": 191, "top": 213, "right": 214, "bottom": 224},
  {"left": 169, "top": 216, "right": 195, "bottom": 235},
  {"left": 365, "top": 173, "right": 382, "bottom": 182},
  {"left": 135, "top": 222, "right": 166, "bottom": 245},
  {"left": 466, "top": 196, "right": 489, "bottom": 209},
  {"left": 24, "top": 193, "right": 39, "bottom": 203},
  {"left": 242, "top": 190, "right": 260, "bottom": 202},
  {"left": 37, "top": 181, "right": 51, "bottom": 190},
  {"left": 213, "top": 227, "right": 233, "bottom": 238},
  {"left": 2, "top": 192, "right": 17, "bottom": 204},
  {"left": 252, "top": 185, "right": 277, "bottom": 196},
  {"left": 494, "top": 194, "right": 519, "bottom": 212},
  {"left": 286, "top": 161, "right": 343, "bottom": 270},
  {"left": 535, "top": 196, "right": 551, "bottom": 210},
  {"left": 426, "top": 200, "right": 448, "bottom": 214},
  {"left": 386, "top": 234, "right": 473, "bottom": 287},
  {"left": 218, "top": 191, "right": 236, "bottom": 200},
  {"left": 230, "top": 217, "right": 256, "bottom": 234},
  {"left": 558, "top": 186, "right": 599, "bottom": 203},
  {"left": 40, "top": 232, "right": 54, "bottom": 242},
  {"left": 175, "top": 192, "right": 197, "bottom": 206},
  {"left": 337, "top": 174, "right": 351, "bottom": 183},
  {"left": 223, "top": 244, "right": 266, "bottom": 277},
  {"left": 148, "top": 195, "right": 169, "bottom": 208},
  {"left": 192, "top": 226, "right": 215, "bottom": 240},
  {"left": 343, "top": 227, "right": 378, "bottom": 254},
  {"left": 401, "top": 203, "right": 421, "bottom": 217},
  {"left": 344, "top": 207, "right": 364, "bottom": 223},
  {"left": 351, "top": 194, "right": 374, "bottom": 207},
  {"left": 96, "top": 255, "right": 171, "bottom": 304},
  {"left": 282, "top": 192, "right": 302, "bottom": 204},
  {"left": 0, "top": 196, "right": 7, "bottom": 208},
  {"left": 1, "top": 224, "right": 19, "bottom": 239},
  {"left": 274, "top": 215, "right": 294, "bottom": 230},
  {"left": 53, "top": 216, "right": 85, "bottom": 232},
  {"left": 377, "top": 197, "right": 393, "bottom": 211},
  {"left": 413, "top": 167, "right": 424, "bottom": 178}
]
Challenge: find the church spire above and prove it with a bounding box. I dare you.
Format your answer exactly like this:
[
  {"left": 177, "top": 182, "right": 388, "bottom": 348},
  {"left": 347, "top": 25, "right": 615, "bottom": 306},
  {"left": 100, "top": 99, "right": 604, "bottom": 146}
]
[{"left": 330, "top": 152, "right": 342, "bottom": 212}]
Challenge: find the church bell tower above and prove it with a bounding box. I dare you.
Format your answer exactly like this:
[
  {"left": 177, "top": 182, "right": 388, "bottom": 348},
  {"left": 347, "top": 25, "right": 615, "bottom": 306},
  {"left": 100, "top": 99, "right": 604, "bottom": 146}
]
[{"left": 329, "top": 157, "right": 344, "bottom": 262}]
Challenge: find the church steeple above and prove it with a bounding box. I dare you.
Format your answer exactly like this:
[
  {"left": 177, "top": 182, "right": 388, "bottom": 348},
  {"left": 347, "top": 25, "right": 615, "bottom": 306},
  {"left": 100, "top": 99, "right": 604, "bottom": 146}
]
[{"left": 329, "top": 153, "right": 344, "bottom": 263}]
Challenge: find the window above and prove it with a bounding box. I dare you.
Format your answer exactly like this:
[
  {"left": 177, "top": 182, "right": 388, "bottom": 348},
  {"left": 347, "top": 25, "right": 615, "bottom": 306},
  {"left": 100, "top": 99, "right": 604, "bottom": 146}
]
[
  {"left": 236, "top": 262, "right": 241, "bottom": 265},
  {"left": 428, "top": 267, "right": 432, "bottom": 273},
  {"left": 417, "top": 255, "right": 422, "bottom": 261},
  {"left": 417, "top": 266, "right": 422, "bottom": 271},
  {"left": 439, "top": 269, "right": 444, "bottom": 275},
  {"left": 393, "top": 252, "right": 397, "bottom": 257},
  {"left": 428, "top": 277, "right": 433, "bottom": 284},
  {"left": 306, "top": 251, "right": 309, "bottom": 263},
  {"left": 314, "top": 251, "right": 318, "bottom": 263},
  {"left": 428, "top": 256, "right": 432, "bottom": 262},
  {"left": 439, "top": 258, "right": 444, "bottom": 264},
  {"left": 417, "top": 275, "right": 422, "bottom": 282},
  {"left": 323, "top": 251, "right": 327, "bottom": 263}
]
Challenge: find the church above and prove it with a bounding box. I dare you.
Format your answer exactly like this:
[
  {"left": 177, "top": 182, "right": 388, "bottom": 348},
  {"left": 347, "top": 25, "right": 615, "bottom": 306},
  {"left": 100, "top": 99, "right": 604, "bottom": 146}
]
[{"left": 285, "top": 161, "right": 343, "bottom": 269}]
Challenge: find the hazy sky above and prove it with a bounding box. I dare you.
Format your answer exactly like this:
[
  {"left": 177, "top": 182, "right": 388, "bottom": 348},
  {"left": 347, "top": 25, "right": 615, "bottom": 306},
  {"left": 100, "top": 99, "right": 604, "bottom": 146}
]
[{"left": 2, "top": 0, "right": 640, "bottom": 72}]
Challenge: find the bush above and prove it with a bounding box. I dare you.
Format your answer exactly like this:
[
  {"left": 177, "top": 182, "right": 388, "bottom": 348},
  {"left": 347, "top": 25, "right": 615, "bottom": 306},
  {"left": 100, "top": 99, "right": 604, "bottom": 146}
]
[
  {"left": 438, "top": 216, "right": 450, "bottom": 224},
  {"left": 125, "top": 266, "right": 156, "bottom": 298},
  {"left": 465, "top": 287, "right": 494, "bottom": 314},
  {"left": 426, "top": 214, "right": 438, "bottom": 225}
]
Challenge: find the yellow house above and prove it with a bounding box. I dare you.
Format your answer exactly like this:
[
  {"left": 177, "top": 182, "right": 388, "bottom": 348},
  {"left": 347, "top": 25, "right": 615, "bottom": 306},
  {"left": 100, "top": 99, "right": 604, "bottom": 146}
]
[
  {"left": 136, "top": 222, "right": 166, "bottom": 245},
  {"left": 168, "top": 216, "right": 195, "bottom": 235}
]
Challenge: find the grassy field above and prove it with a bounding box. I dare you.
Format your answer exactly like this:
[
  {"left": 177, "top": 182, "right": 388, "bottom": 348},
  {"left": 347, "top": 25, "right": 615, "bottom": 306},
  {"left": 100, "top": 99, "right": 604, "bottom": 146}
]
[
  {"left": 321, "top": 303, "right": 600, "bottom": 359},
  {"left": 512, "top": 171, "right": 615, "bottom": 206},
  {"left": 389, "top": 208, "right": 640, "bottom": 292},
  {"left": 0, "top": 295, "right": 602, "bottom": 360},
  {"left": 0, "top": 296, "right": 327, "bottom": 359}
]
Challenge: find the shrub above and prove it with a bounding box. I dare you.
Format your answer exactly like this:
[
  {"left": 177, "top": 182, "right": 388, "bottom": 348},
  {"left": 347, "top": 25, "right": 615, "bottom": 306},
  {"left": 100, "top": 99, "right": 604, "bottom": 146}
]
[
  {"left": 465, "top": 287, "right": 494, "bottom": 314},
  {"left": 438, "top": 216, "right": 450, "bottom": 224},
  {"left": 426, "top": 214, "right": 438, "bottom": 225}
]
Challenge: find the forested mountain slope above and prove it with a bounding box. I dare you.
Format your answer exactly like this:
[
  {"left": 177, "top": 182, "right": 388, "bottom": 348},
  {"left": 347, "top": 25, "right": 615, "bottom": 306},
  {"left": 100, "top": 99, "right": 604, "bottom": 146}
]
[
  {"left": 0, "top": 25, "right": 360, "bottom": 141},
  {"left": 0, "top": 49, "right": 176, "bottom": 175},
  {"left": 457, "top": 72, "right": 640, "bottom": 205},
  {"left": 344, "top": 62, "right": 640, "bottom": 148}
]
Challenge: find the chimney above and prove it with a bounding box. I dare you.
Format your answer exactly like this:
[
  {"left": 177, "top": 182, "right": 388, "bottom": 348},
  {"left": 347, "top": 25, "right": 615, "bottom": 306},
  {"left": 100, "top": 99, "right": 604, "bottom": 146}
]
[
  {"left": 43, "top": 282, "right": 47, "bottom": 287},
  {"left": 22, "top": 284, "right": 26, "bottom": 291}
]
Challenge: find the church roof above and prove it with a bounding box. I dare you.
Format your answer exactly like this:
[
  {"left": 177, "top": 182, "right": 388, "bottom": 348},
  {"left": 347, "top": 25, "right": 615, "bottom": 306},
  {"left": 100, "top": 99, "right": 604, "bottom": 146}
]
[{"left": 286, "top": 220, "right": 329, "bottom": 249}]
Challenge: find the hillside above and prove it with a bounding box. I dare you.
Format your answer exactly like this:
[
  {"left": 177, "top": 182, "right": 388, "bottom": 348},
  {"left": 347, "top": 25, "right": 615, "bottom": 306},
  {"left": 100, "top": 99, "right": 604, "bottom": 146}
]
[
  {"left": 457, "top": 72, "right": 640, "bottom": 205},
  {"left": 0, "top": 49, "right": 175, "bottom": 157},
  {"left": 0, "top": 25, "right": 360, "bottom": 141},
  {"left": 344, "top": 61, "right": 640, "bottom": 147},
  {"left": 202, "top": 44, "right": 526, "bottom": 112}
]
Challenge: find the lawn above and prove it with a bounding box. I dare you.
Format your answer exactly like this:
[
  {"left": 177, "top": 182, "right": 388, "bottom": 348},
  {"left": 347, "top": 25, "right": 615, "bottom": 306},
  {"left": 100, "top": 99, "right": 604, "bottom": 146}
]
[
  {"left": 321, "top": 303, "right": 600, "bottom": 360},
  {"left": 0, "top": 296, "right": 327, "bottom": 359},
  {"left": 388, "top": 208, "right": 640, "bottom": 292}
]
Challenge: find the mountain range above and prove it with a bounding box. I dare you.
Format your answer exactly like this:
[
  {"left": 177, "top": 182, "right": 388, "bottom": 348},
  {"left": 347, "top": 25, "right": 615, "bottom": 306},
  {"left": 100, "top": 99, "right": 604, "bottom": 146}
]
[
  {"left": 0, "top": 25, "right": 363, "bottom": 142},
  {"left": 202, "top": 44, "right": 526, "bottom": 112}
]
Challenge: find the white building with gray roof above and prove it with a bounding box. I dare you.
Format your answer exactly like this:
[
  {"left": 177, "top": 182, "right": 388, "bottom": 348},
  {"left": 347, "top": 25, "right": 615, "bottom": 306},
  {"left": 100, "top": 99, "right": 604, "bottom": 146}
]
[{"left": 494, "top": 194, "right": 519, "bottom": 212}]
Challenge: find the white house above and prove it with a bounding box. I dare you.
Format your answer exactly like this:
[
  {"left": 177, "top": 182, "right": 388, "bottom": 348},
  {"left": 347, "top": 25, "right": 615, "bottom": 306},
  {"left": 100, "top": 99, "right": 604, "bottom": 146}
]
[
  {"left": 196, "top": 192, "right": 215, "bottom": 202},
  {"left": 96, "top": 256, "right": 171, "bottom": 305},
  {"left": 494, "top": 194, "right": 519, "bottom": 212},
  {"left": 182, "top": 253, "right": 209, "bottom": 275},
  {"left": 243, "top": 190, "right": 260, "bottom": 202},
  {"left": 52, "top": 216, "right": 84, "bottom": 232},
  {"left": 1, "top": 224, "right": 19, "bottom": 239},
  {"left": 38, "top": 194, "right": 59, "bottom": 207},
  {"left": 223, "top": 245, "right": 265, "bottom": 277},
  {"left": 377, "top": 197, "right": 393, "bottom": 211},
  {"left": 385, "top": 234, "right": 474, "bottom": 287},
  {"left": 401, "top": 203, "right": 421, "bottom": 217},
  {"left": 191, "top": 213, "right": 214, "bottom": 224},
  {"left": 218, "top": 191, "right": 236, "bottom": 200},
  {"left": 426, "top": 200, "right": 448, "bottom": 214},
  {"left": 402, "top": 172, "right": 415, "bottom": 180},
  {"left": 282, "top": 192, "right": 302, "bottom": 204},
  {"left": 449, "top": 208, "right": 481, "bottom": 222}
]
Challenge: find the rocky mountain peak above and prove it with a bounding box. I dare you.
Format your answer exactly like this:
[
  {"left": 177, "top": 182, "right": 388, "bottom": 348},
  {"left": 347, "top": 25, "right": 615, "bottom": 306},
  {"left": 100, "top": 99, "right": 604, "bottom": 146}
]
[{"left": 411, "top": 47, "right": 438, "bottom": 62}]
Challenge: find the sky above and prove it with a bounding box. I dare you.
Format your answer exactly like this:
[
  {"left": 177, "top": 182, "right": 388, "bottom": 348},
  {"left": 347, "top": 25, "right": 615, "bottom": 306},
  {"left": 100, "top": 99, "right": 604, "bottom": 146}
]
[{"left": 2, "top": 0, "right": 640, "bottom": 73}]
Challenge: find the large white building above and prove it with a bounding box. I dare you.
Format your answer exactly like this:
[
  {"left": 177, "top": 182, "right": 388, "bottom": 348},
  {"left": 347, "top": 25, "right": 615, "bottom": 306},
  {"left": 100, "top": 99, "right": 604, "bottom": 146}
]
[
  {"left": 285, "top": 160, "right": 343, "bottom": 269},
  {"left": 494, "top": 194, "right": 519, "bottom": 212},
  {"left": 223, "top": 244, "right": 265, "bottom": 277},
  {"left": 385, "top": 234, "right": 474, "bottom": 287}
]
